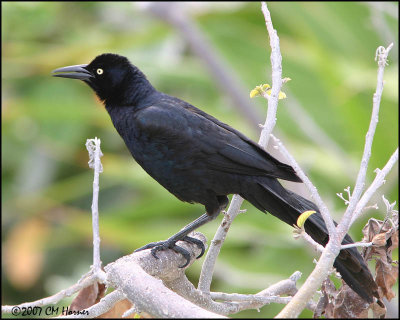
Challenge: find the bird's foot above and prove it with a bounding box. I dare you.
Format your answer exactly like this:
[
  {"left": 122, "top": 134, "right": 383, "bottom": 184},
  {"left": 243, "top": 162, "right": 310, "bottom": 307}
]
[{"left": 134, "top": 236, "right": 205, "bottom": 268}]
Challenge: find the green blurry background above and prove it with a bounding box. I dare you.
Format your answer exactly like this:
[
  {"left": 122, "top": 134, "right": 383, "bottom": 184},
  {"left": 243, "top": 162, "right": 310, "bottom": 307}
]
[{"left": 2, "top": 2, "right": 398, "bottom": 318}]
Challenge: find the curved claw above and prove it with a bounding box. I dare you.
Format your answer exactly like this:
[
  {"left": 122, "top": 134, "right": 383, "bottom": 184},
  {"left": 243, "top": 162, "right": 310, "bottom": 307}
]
[
  {"left": 149, "top": 243, "right": 170, "bottom": 260},
  {"left": 169, "top": 245, "right": 191, "bottom": 268},
  {"left": 182, "top": 236, "right": 205, "bottom": 259},
  {"left": 144, "top": 241, "right": 191, "bottom": 267},
  {"left": 134, "top": 236, "right": 205, "bottom": 268}
]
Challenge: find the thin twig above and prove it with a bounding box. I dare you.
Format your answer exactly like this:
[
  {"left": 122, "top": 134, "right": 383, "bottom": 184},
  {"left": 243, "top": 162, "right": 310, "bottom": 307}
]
[
  {"left": 340, "top": 241, "right": 373, "bottom": 250},
  {"left": 338, "top": 43, "right": 394, "bottom": 238},
  {"left": 198, "top": 195, "right": 244, "bottom": 292},
  {"left": 350, "top": 148, "right": 398, "bottom": 225},
  {"left": 209, "top": 271, "right": 315, "bottom": 313},
  {"left": 293, "top": 226, "right": 325, "bottom": 253},
  {"left": 85, "top": 138, "right": 104, "bottom": 277},
  {"left": 258, "top": 1, "right": 283, "bottom": 148},
  {"left": 336, "top": 186, "right": 352, "bottom": 206},
  {"left": 210, "top": 292, "right": 316, "bottom": 312}
]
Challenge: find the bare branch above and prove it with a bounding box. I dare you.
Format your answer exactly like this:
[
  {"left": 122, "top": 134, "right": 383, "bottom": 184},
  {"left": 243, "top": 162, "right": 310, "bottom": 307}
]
[
  {"left": 105, "top": 233, "right": 226, "bottom": 318},
  {"left": 258, "top": 1, "right": 283, "bottom": 148},
  {"left": 350, "top": 148, "right": 398, "bottom": 225},
  {"left": 208, "top": 271, "right": 314, "bottom": 314},
  {"left": 336, "top": 186, "right": 352, "bottom": 206},
  {"left": 338, "top": 43, "right": 394, "bottom": 238},
  {"left": 85, "top": 137, "right": 104, "bottom": 279},
  {"left": 340, "top": 241, "right": 373, "bottom": 250},
  {"left": 212, "top": 271, "right": 316, "bottom": 313},
  {"left": 164, "top": 252, "right": 310, "bottom": 315},
  {"left": 210, "top": 291, "right": 316, "bottom": 313},
  {"left": 198, "top": 195, "right": 244, "bottom": 292},
  {"left": 293, "top": 225, "right": 325, "bottom": 253}
]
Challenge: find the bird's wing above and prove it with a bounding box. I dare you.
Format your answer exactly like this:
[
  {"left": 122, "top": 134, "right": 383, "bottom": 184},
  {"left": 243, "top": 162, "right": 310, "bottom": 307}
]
[{"left": 135, "top": 97, "right": 301, "bottom": 182}]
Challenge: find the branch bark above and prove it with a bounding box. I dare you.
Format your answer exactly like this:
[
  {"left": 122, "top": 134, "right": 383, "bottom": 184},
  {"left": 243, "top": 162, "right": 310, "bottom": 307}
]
[
  {"left": 105, "top": 233, "right": 226, "bottom": 318},
  {"left": 337, "top": 43, "right": 394, "bottom": 239},
  {"left": 85, "top": 138, "right": 104, "bottom": 279}
]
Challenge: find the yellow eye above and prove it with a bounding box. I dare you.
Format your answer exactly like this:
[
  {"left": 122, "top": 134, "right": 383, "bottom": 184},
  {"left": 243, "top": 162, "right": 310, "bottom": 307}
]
[{"left": 96, "top": 68, "right": 103, "bottom": 75}]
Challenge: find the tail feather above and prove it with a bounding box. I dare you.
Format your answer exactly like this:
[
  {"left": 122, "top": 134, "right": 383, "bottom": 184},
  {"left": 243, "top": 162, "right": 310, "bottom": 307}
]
[{"left": 240, "top": 177, "right": 379, "bottom": 303}]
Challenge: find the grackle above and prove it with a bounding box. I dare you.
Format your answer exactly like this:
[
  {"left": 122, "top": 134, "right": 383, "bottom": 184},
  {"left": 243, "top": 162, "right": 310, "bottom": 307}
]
[{"left": 53, "top": 53, "right": 380, "bottom": 304}]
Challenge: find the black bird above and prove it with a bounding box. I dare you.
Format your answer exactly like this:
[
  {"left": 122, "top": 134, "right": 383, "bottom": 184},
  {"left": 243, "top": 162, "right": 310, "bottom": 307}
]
[{"left": 53, "top": 53, "right": 380, "bottom": 304}]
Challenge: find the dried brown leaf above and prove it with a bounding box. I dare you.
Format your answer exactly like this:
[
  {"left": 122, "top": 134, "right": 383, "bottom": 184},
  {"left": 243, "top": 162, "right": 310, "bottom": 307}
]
[
  {"left": 361, "top": 217, "right": 398, "bottom": 306},
  {"left": 362, "top": 218, "right": 398, "bottom": 302},
  {"left": 362, "top": 218, "right": 397, "bottom": 260},
  {"left": 332, "top": 284, "right": 371, "bottom": 318},
  {"left": 372, "top": 233, "right": 387, "bottom": 247},
  {"left": 317, "top": 278, "right": 338, "bottom": 318},
  {"left": 375, "top": 260, "right": 398, "bottom": 301},
  {"left": 65, "top": 282, "right": 106, "bottom": 315}
]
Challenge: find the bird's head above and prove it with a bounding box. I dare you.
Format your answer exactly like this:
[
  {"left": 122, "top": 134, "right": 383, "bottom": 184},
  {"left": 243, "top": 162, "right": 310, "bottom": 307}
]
[{"left": 52, "top": 53, "right": 154, "bottom": 105}]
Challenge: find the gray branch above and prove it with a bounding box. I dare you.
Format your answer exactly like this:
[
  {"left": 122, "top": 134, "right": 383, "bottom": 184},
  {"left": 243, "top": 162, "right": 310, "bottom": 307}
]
[{"left": 104, "top": 233, "right": 225, "bottom": 318}]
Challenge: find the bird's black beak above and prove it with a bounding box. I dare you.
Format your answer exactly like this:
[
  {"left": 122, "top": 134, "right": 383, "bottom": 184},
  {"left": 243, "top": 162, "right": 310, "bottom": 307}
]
[{"left": 52, "top": 64, "right": 93, "bottom": 80}]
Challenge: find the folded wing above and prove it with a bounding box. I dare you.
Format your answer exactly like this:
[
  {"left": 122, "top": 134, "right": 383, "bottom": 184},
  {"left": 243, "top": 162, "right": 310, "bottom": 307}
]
[{"left": 136, "top": 96, "right": 301, "bottom": 182}]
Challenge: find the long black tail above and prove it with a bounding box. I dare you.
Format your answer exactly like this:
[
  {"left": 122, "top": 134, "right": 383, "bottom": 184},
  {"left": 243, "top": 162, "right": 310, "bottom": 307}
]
[{"left": 240, "top": 177, "right": 379, "bottom": 303}]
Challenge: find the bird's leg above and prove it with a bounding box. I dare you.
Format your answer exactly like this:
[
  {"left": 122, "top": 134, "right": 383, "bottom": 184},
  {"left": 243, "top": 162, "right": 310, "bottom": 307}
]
[{"left": 135, "top": 211, "right": 220, "bottom": 268}]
